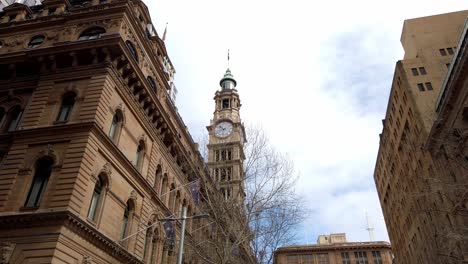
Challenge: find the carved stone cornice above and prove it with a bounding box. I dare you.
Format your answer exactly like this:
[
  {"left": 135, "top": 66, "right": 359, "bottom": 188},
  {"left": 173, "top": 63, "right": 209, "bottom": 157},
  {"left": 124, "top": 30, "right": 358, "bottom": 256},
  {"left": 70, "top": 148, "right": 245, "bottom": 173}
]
[{"left": 0, "top": 210, "right": 144, "bottom": 264}]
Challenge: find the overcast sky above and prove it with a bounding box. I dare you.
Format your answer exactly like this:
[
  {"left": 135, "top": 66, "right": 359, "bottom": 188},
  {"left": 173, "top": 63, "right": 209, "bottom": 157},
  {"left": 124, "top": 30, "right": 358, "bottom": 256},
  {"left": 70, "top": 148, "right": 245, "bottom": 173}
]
[{"left": 145, "top": 0, "right": 467, "bottom": 244}]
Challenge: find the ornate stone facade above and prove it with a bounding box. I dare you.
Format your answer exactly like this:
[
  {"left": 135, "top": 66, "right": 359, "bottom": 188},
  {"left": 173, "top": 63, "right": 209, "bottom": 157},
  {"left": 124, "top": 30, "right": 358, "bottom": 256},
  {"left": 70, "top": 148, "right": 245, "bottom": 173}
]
[{"left": 0, "top": 0, "right": 253, "bottom": 263}]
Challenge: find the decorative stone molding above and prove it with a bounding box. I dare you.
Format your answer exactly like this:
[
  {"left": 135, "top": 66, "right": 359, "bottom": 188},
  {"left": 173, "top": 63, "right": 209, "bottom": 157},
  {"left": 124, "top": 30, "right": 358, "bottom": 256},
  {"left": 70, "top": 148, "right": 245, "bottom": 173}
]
[
  {"left": 82, "top": 256, "right": 92, "bottom": 264},
  {"left": 38, "top": 144, "right": 58, "bottom": 164},
  {"left": 130, "top": 190, "right": 138, "bottom": 202},
  {"left": 0, "top": 242, "right": 15, "bottom": 264}
]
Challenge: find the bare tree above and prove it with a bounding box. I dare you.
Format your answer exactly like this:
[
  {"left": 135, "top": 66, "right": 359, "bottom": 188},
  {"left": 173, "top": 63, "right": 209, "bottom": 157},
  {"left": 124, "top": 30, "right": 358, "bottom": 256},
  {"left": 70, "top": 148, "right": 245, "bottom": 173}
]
[{"left": 187, "top": 124, "right": 306, "bottom": 264}]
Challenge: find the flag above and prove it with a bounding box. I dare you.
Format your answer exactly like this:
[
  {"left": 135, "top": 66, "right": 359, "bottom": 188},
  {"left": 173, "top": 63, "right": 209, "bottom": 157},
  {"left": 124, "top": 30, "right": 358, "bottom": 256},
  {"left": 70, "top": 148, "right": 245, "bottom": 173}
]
[
  {"left": 162, "top": 23, "right": 168, "bottom": 41},
  {"left": 190, "top": 180, "right": 200, "bottom": 204}
]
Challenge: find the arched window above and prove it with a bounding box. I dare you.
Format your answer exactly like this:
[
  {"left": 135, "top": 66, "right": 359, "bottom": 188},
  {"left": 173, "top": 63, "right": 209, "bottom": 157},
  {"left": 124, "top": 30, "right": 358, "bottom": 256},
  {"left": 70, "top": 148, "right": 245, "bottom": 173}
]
[
  {"left": 56, "top": 92, "right": 76, "bottom": 122},
  {"left": 78, "top": 27, "right": 106, "bottom": 40},
  {"left": 125, "top": 40, "right": 139, "bottom": 62},
  {"left": 149, "top": 228, "right": 160, "bottom": 264},
  {"left": 135, "top": 140, "right": 145, "bottom": 171},
  {"left": 147, "top": 76, "right": 157, "bottom": 94},
  {"left": 143, "top": 224, "right": 153, "bottom": 261},
  {"left": 154, "top": 165, "right": 162, "bottom": 192},
  {"left": 87, "top": 175, "right": 105, "bottom": 221},
  {"left": 119, "top": 201, "right": 134, "bottom": 240},
  {"left": 109, "top": 111, "right": 123, "bottom": 142},
  {"left": 6, "top": 105, "right": 22, "bottom": 132},
  {"left": 28, "top": 35, "right": 45, "bottom": 48},
  {"left": 25, "top": 157, "right": 54, "bottom": 208}
]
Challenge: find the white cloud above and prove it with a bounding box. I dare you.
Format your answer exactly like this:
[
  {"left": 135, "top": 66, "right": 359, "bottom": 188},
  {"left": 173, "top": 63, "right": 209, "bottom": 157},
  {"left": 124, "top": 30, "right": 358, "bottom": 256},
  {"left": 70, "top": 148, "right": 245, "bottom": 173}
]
[{"left": 145, "top": 0, "right": 467, "bottom": 244}]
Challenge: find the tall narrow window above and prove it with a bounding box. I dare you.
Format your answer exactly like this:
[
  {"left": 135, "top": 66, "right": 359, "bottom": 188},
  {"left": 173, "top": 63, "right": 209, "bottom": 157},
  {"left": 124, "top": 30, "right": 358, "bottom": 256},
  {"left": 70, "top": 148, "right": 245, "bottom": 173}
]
[
  {"left": 119, "top": 202, "right": 132, "bottom": 240},
  {"left": 372, "top": 251, "right": 382, "bottom": 264},
  {"left": 154, "top": 165, "right": 162, "bottom": 192},
  {"left": 411, "top": 68, "right": 419, "bottom": 76},
  {"left": 341, "top": 252, "right": 351, "bottom": 264},
  {"left": 125, "top": 40, "right": 139, "bottom": 62},
  {"left": 57, "top": 93, "right": 76, "bottom": 122},
  {"left": 355, "top": 252, "right": 368, "bottom": 264},
  {"left": 25, "top": 157, "right": 54, "bottom": 208},
  {"left": 109, "top": 111, "right": 122, "bottom": 142},
  {"left": 143, "top": 226, "right": 152, "bottom": 260},
  {"left": 135, "top": 141, "right": 145, "bottom": 171},
  {"left": 6, "top": 106, "right": 22, "bottom": 132},
  {"left": 439, "top": 49, "right": 447, "bottom": 56},
  {"left": 87, "top": 176, "right": 104, "bottom": 221},
  {"left": 78, "top": 27, "right": 105, "bottom": 40},
  {"left": 419, "top": 67, "right": 427, "bottom": 75}
]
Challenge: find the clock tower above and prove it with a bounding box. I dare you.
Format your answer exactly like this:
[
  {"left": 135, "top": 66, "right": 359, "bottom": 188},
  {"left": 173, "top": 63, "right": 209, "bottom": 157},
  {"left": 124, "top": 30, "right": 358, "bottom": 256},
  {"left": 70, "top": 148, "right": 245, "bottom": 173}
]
[{"left": 207, "top": 68, "right": 246, "bottom": 205}]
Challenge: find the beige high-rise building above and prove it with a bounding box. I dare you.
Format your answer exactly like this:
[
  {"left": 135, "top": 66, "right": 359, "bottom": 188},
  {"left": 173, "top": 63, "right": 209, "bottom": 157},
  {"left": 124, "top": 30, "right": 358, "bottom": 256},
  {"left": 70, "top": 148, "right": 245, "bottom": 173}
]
[
  {"left": 0, "top": 0, "right": 254, "bottom": 263},
  {"left": 273, "top": 233, "right": 392, "bottom": 264},
  {"left": 374, "top": 10, "right": 468, "bottom": 264}
]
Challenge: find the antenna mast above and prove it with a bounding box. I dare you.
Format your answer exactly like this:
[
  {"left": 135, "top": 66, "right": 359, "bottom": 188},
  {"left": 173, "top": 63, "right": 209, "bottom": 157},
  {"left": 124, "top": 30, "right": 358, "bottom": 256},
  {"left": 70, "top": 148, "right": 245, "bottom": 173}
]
[{"left": 366, "top": 211, "right": 375, "bottom": 241}]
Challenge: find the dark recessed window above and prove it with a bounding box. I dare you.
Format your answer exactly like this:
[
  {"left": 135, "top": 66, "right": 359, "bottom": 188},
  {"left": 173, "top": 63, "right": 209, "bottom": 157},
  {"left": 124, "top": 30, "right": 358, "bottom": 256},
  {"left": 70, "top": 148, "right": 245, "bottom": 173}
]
[
  {"left": 56, "top": 92, "right": 76, "bottom": 122},
  {"left": 411, "top": 68, "right": 419, "bottom": 76},
  {"left": 419, "top": 67, "right": 427, "bottom": 75},
  {"left": 48, "top": 7, "right": 57, "bottom": 15},
  {"left": 109, "top": 111, "right": 123, "bottom": 142},
  {"left": 447, "top": 47, "right": 454, "bottom": 55},
  {"left": 78, "top": 27, "right": 106, "bottom": 40},
  {"left": 439, "top": 49, "right": 447, "bottom": 56},
  {"left": 125, "top": 40, "right": 139, "bottom": 62},
  {"left": 417, "top": 83, "right": 425, "bottom": 92},
  {"left": 222, "top": 99, "right": 230, "bottom": 109},
  {"left": 28, "top": 35, "right": 45, "bottom": 48},
  {"left": 6, "top": 106, "right": 22, "bottom": 132},
  {"left": 147, "top": 76, "right": 157, "bottom": 93},
  {"left": 0, "top": 40, "right": 3, "bottom": 49},
  {"left": 446, "top": 63, "right": 450, "bottom": 68},
  {"left": 425, "top": 82, "right": 433, "bottom": 91},
  {"left": 25, "top": 157, "right": 54, "bottom": 208}
]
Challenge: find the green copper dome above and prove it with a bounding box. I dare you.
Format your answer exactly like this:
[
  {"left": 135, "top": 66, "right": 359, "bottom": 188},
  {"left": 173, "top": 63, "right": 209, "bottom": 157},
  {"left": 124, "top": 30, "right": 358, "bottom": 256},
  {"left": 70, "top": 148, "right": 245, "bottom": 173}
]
[{"left": 220, "top": 68, "right": 237, "bottom": 89}]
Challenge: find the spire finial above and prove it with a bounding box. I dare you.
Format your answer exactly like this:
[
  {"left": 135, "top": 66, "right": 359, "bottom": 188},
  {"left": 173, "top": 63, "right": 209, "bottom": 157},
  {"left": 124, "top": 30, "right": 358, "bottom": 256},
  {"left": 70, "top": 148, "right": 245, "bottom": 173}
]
[{"left": 227, "top": 49, "right": 230, "bottom": 68}]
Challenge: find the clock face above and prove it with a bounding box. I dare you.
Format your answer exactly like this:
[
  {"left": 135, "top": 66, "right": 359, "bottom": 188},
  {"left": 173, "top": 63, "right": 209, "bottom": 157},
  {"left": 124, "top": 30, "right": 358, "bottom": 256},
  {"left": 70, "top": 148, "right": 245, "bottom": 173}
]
[{"left": 215, "top": 121, "right": 233, "bottom": 138}]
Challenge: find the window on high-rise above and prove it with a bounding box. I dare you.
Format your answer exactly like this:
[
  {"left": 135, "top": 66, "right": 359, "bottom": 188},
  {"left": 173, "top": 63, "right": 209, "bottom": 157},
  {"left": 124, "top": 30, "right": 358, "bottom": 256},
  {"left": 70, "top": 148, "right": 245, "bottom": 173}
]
[
  {"left": 417, "top": 83, "right": 425, "bottom": 92},
  {"left": 447, "top": 47, "right": 454, "bottom": 55},
  {"left": 425, "top": 82, "right": 433, "bottom": 91},
  {"left": 341, "top": 252, "right": 351, "bottom": 264},
  {"left": 439, "top": 49, "right": 447, "bottom": 56},
  {"left": 411, "top": 68, "right": 419, "bottom": 76},
  {"left": 418, "top": 67, "right": 427, "bottom": 75},
  {"left": 372, "top": 251, "right": 383, "bottom": 264}
]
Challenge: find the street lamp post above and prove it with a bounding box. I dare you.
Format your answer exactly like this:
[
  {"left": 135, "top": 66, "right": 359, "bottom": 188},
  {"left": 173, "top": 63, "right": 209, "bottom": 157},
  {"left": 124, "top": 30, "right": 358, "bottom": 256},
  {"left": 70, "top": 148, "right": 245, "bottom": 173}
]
[{"left": 176, "top": 207, "right": 187, "bottom": 264}]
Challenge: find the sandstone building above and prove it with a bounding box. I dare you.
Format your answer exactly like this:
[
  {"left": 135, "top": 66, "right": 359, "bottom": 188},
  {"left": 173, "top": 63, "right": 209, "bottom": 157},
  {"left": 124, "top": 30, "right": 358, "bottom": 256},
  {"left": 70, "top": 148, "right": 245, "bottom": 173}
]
[
  {"left": 373, "top": 10, "right": 468, "bottom": 264},
  {"left": 0, "top": 0, "right": 253, "bottom": 263},
  {"left": 273, "top": 233, "right": 392, "bottom": 264}
]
